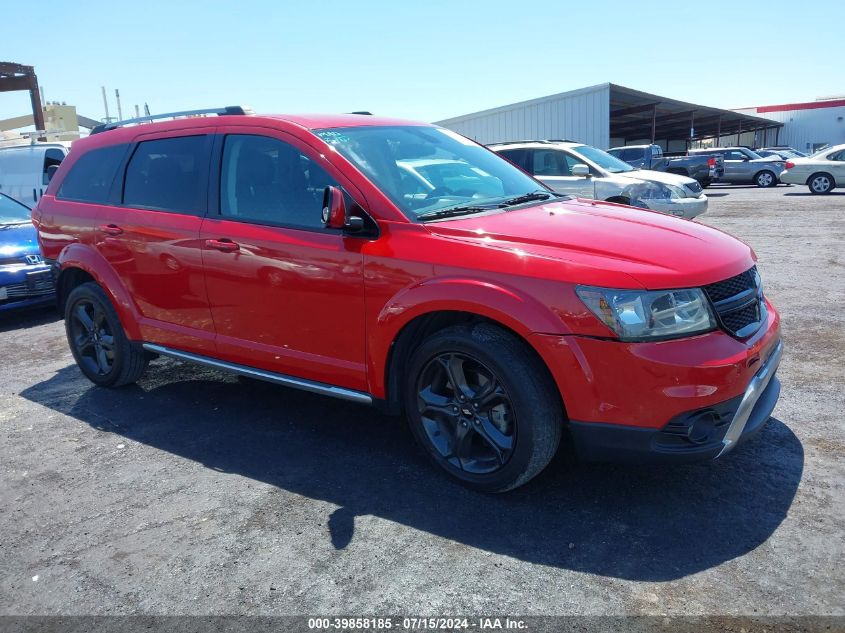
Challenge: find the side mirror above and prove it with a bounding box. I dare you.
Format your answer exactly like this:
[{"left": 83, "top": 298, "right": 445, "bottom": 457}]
[
  {"left": 322, "top": 185, "right": 364, "bottom": 232},
  {"left": 571, "top": 163, "right": 591, "bottom": 177},
  {"left": 44, "top": 164, "right": 59, "bottom": 185}
]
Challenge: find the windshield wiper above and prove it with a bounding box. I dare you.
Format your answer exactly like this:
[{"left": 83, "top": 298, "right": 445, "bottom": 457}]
[
  {"left": 416, "top": 205, "right": 499, "bottom": 221},
  {"left": 1, "top": 221, "right": 31, "bottom": 230},
  {"left": 499, "top": 191, "right": 554, "bottom": 207}
]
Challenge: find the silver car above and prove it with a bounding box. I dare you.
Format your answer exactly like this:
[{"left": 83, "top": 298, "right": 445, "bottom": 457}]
[
  {"left": 689, "top": 147, "right": 785, "bottom": 187},
  {"left": 491, "top": 140, "right": 708, "bottom": 219}
]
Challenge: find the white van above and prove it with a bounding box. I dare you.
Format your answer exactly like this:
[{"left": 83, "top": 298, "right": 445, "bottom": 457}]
[{"left": 0, "top": 143, "right": 69, "bottom": 207}]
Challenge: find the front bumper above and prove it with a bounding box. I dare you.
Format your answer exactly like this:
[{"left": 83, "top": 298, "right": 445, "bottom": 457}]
[
  {"left": 568, "top": 341, "right": 782, "bottom": 463},
  {"left": 529, "top": 299, "right": 782, "bottom": 462},
  {"left": 0, "top": 264, "right": 56, "bottom": 312},
  {"left": 644, "top": 194, "right": 708, "bottom": 219}
]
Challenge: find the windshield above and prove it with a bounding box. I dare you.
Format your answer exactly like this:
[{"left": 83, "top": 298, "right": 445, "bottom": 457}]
[
  {"left": 0, "top": 193, "right": 32, "bottom": 224},
  {"left": 572, "top": 145, "right": 635, "bottom": 173},
  {"left": 315, "top": 126, "right": 549, "bottom": 220}
]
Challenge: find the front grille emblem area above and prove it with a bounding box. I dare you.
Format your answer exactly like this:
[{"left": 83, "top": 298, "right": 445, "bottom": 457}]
[
  {"left": 703, "top": 266, "right": 764, "bottom": 338},
  {"left": 25, "top": 254, "right": 44, "bottom": 265}
]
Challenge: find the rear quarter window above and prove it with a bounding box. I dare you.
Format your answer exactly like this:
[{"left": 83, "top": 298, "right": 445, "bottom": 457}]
[{"left": 57, "top": 144, "right": 127, "bottom": 203}]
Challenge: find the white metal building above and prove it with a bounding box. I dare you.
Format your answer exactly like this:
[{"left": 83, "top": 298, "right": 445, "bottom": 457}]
[
  {"left": 733, "top": 98, "right": 845, "bottom": 153},
  {"left": 435, "top": 82, "right": 780, "bottom": 151}
]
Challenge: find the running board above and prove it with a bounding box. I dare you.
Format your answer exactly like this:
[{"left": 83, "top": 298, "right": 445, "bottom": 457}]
[{"left": 141, "top": 344, "right": 373, "bottom": 405}]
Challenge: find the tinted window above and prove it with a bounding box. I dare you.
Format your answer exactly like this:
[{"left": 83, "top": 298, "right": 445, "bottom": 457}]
[
  {"left": 220, "top": 135, "right": 337, "bottom": 229},
  {"left": 531, "top": 149, "right": 583, "bottom": 176},
  {"left": 57, "top": 144, "right": 125, "bottom": 203},
  {"left": 498, "top": 148, "right": 530, "bottom": 171},
  {"left": 123, "top": 136, "right": 208, "bottom": 213},
  {"left": 43, "top": 148, "right": 65, "bottom": 184},
  {"left": 725, "top": 150, "right": 747, "bottom": 160}
]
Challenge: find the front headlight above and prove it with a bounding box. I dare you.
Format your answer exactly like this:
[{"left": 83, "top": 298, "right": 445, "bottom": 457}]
[
  {"left": 576, "top": 286, "right": 716, "bottom": 341},
  {"left": 640, "top": 183, "right": 686, "bottom": 200}
]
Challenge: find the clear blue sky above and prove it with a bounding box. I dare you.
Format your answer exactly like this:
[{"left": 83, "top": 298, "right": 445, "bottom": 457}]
[{"left": 2, "top": 0, "right": 841, "bottom": 126}]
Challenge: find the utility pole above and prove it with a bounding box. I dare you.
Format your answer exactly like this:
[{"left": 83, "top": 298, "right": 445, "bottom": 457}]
[
  {"left": 101, "top": 86, "right": 112, "bottom": 122},
  {"left": 115, "top": 88, "right": 123, "bottom": 121}
]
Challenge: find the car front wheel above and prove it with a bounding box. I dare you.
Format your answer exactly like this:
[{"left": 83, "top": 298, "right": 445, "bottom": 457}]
[{"left": 403, "top": 323, "right": 563, "bottom": 492}]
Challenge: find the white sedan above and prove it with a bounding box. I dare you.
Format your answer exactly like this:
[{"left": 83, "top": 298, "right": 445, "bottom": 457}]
[{"left": 779, "top": 144, "right": 845, "bottom": 194}]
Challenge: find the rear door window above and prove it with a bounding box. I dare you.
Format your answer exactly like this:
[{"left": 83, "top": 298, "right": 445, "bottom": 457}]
[
  {"left": 57, "top": 144, "right": 126, "bottom": 203},
  {"left": 123, "top": 135, "right": 210, "bottom": 214}
]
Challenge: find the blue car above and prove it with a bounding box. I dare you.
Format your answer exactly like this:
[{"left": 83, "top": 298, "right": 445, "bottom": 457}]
[{"left": 0, "top": 193, "right": 55, "bottom": 312}]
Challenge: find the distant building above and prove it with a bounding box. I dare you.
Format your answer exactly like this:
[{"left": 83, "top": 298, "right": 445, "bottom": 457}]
[
  {"left": 435, "top": 83, "right": 781, "bottom": 152},
  {"left": 732, "top": 98, "right": 845, "bottom": 152}
]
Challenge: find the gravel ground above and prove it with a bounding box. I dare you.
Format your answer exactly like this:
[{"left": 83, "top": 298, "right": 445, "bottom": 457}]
[{"left": 0, "top": 184, "right": 843, "bottom": 621}]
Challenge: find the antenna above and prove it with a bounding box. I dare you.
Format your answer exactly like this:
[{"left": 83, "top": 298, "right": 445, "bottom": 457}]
[
  {"left": 144, "top": 102, "right": 150, "bottom": 116},
  {"left": 115, "top": 89, "right": 123, "bottom": 121}
]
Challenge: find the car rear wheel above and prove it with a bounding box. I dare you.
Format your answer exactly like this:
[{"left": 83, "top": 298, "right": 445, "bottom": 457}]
[
  {"left": 699, "top": 179, "right": 712, "bottom": 188},
  {"left": 65, "top": 282, "right": 148, "bottom": 388},
  {"left": 808, "top": 173, "right": 834, "bottom": 195},
  {"left": 755, "top": 170, "right": 777, "bottom": 188},
  {"left": 403, "top": 323, "right": 563, "bottom": 492}
]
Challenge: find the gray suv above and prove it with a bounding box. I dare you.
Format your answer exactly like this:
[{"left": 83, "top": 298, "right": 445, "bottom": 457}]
[{"left": 689, "top": 147, "right": 785, "bottom": 187}]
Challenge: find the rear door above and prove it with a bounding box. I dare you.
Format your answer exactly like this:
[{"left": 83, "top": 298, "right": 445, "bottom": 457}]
[
  {"left": 199, "top": 127, "right": 368, "bottom": 391},
  {"left": 95, "top": 129, "right": 216, "bottom": 353},
  {"left": 826, "top": 149, "right": 845, "bottom": 182}
]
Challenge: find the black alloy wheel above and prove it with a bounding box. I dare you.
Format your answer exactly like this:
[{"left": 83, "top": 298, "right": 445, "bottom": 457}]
[
  {"left": 416, "top": 352, "right": 515, "bottom": 474},
  {"left": 69, "top": 298, "right": 116, "bottom": 377},
  {"left": 64, "top": 282, "right": 148, "bottom": 387},
  {"left": 404, "top": 323, "right": 563, "bottom": 492}
]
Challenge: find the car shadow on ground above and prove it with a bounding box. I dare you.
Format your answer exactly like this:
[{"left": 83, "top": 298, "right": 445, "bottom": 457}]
[
  {"left": 20, "top": 359, "right": 803, "bottom": 583},
  {"left": 0, "top": 305, "right": 59, "bottom": 333},
  {"left": 784, "top": 191, "right": 845, "bottom": 196}
]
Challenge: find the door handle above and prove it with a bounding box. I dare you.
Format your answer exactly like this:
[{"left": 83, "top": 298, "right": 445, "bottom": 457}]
[
  {"left": 99, "top": 224, "right": 124, "bottom": 236},
  {"left": 205, "top": 238, "right": 240, "bottom": 253}
]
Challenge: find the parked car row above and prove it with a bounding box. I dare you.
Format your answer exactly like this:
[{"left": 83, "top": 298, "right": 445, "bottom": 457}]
[{"left": 491, "top": 140, "right": 708, "bottom": 219}]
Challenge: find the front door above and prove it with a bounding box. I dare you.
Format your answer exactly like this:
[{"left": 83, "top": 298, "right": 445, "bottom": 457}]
[
  {"left": 95, "top": 130, "right": 216, "bottom": 353},
  {"left": 200, "top": 129, "right": 368, "bottom": 391},
  {"left": 720, "top": 149, "right": 752, "bottom": 183},
  {"left": 529, "top": 149, "right": 596, "bottom": 198}
]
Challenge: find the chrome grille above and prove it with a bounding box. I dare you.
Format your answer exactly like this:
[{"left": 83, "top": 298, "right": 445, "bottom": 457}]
[{"left": 703, "top": 267, "right": 763, "bottom": 338}]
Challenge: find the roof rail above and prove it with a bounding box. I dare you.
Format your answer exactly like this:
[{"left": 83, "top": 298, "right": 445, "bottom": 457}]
[
  {"left": 349, "top": 111, "right": 373, "bottom": 115},
  {"left": 488, "top": 139, "right": 579, "bottom": 147},
  {"left": 90, "top": 105, "right": 254, "bottom": 135}
]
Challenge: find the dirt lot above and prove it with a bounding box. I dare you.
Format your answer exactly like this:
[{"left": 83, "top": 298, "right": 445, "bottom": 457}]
[{"left": 1, "top": 184, "right": 843, "bottom": 619}]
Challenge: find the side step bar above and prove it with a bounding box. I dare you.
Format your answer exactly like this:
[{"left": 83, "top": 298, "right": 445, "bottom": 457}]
[{"left": 142, "top": 343, "right": 373, "bottom": 405}]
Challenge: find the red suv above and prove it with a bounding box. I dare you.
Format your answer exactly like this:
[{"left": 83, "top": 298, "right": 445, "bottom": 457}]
[{"left": 34, "top": 107, "right": 783, "bottom": 492}]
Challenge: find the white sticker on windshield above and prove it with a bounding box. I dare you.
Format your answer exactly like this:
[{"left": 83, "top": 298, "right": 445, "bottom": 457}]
[{"left": 435, "top": 127, "right": 477, "bottom": 146}]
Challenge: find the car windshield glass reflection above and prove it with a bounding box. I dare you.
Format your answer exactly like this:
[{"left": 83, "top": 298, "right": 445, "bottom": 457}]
[{"left": 316, "top": 126, "right": 549, "bottom": 220}]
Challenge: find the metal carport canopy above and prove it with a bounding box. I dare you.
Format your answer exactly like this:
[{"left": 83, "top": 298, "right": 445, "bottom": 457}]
[{"left": 608, "top": 83, "right": 781, "bottom": 145}]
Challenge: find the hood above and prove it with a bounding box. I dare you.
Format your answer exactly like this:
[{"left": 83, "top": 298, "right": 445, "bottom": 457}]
[
  {"left": 0, "top": 222, "right": 41, "bottom": 260},
  {"left": 424, "top": 199, "right": 754, "bottom": 289},
  {"left": 617, "top": 169, "right": 698, "bottom": 187}
]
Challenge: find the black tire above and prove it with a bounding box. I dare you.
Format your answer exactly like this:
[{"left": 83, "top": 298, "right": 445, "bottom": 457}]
[
  {"left": 64, "top": 282, "right": 148, "bottom": 387},
  {"left": 807, "top": 172, "right": 835, "bottom": 195},
  {"left": 403, "top": 323, "right": 563, "bottom": 492},
  {"left": 754, "top": 170, "right": 777, "bottom": 188},
  {"left": 699, "top": 179, "right": 711, "bottom": 188}
]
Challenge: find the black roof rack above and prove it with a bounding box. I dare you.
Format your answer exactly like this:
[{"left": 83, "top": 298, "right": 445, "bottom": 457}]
[
  {"left": 348, "top": 111, "right": 373, "bottom": 115},
  {"left": 90, "top": 105, "right": 254, "bottom": 135}
]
